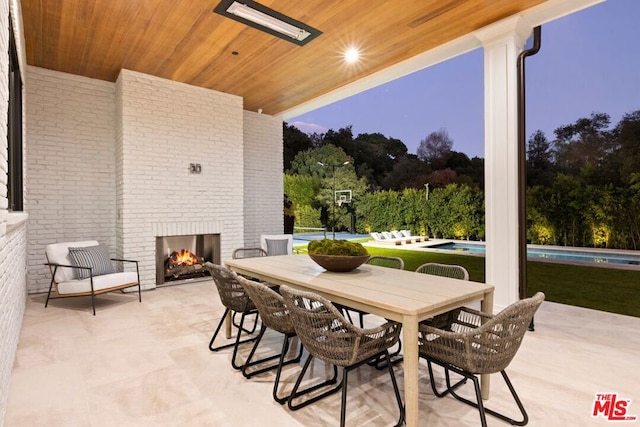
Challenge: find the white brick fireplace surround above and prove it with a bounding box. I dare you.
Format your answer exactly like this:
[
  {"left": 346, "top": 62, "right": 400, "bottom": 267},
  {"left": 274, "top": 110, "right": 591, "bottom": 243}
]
[{"left": 25, "top": 67, "right": 283, "bottom": 293}]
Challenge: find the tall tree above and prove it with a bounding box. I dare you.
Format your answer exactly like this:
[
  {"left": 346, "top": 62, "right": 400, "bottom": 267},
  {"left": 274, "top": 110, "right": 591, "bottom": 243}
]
[
  {"left": 351, "top": 132, "right": 409, "bottom": 187},
  {"left": 612, "top": 110, "right": 640, "bottom": 183},
  {"left": 553, "top": 112, "right": 612, "bottom": 177},
  {"left": 381, "top": 155, "right": 430, "bottom": 191},
  {"left": 288, "top": 144, "right": 352, "bottom": 178},
  {"left": 283, "top": 123, "right": 313, "bottom": 172},
  {"left": 416, "top": 128, "right": 453, "bottom": 169},
  {"left": 526, "top": 130, "right": 555, "bottom": 187}
]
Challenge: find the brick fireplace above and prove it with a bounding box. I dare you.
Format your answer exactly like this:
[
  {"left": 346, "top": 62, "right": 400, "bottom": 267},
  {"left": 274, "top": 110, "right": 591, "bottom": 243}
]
[{"left": 115, "top": 70, "right": 246, "bottom": 290}]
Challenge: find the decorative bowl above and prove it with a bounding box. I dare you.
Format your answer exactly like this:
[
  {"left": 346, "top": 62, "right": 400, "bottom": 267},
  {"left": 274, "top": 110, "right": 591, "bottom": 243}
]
[{"left": 309, "top": 254, "right": 370, "bottom": 272}]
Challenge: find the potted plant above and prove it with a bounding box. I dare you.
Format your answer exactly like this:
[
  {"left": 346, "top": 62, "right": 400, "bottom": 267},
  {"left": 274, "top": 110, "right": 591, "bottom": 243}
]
[{"left": 308, "top": 239, "right": 370, "bottom": 272}]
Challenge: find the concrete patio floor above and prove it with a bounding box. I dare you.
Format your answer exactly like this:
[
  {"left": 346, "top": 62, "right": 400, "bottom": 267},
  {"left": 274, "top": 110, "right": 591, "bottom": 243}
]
[{"left": 5, "top": 280, "right": 639, "bottom": 426}]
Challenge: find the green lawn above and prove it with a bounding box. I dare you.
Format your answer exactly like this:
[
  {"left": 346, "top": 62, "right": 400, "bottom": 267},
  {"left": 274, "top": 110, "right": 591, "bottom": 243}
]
[{"left": 304, "top": 244, "right": 640, "bottom": 318}]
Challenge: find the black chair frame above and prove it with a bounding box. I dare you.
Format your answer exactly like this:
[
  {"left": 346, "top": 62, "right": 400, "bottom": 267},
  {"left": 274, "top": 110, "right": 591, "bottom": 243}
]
[
  {"left": 209, "top": 307, "right": 260, "bottom": 370},
  {"left": 288, "top": 350, "right": 405, "bottom": 427},
  {"left": 425, "top": 357, "right": 528, "bottom": 427}
]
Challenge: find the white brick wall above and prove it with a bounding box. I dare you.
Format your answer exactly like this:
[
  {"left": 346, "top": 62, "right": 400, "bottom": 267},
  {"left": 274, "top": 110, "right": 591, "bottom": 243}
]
[
  {"left": 25, "top": 67, "right": 117, "bottom": 293},
  {"left": 25, "top": 66, "right": 284, "bottom": 293},
  {"left": 1, "top": 1, "right": 28, "bottom": 424},
  {"left": 0, "top": 226, "right": 26, "bottom": 424},
  {"left": 243, "top": 111, "right": 284, "bottom": 246},
  {"left": 117, "top": 70, "right": 246, "bottom": 287}
]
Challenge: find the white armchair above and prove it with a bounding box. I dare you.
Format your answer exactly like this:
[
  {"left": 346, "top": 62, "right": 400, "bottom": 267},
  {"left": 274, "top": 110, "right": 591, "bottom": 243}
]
[{"left": 44, "top": 240, "right": 141, "bottom": 315}]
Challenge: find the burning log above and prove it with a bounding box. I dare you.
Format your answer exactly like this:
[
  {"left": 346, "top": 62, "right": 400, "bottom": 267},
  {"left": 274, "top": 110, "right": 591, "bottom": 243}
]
[{"left": 164, "top": 249, "right": 206, "bottom": 280}]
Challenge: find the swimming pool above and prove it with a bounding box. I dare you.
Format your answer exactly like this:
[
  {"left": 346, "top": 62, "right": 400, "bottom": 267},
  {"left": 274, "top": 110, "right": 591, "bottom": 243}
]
[{"left": 424, "top": 242, "right": 640, "bottom": 266}]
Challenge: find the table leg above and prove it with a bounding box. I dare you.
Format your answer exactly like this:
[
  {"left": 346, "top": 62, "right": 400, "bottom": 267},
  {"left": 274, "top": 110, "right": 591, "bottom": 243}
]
[
  {"left": 480, "top": 290, "right": 494, "bottom": 399},
  {"left": 402, "top": 314, "right": 420, "bottom": 427},
  {"left": 225, "top": 309, "right": 232, "bottom": 339}
]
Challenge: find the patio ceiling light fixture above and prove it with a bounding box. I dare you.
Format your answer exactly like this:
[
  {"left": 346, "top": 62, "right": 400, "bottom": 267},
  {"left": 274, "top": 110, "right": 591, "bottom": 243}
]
[{"left": 214, "top": 0, "right": 321, "bottom": 46}]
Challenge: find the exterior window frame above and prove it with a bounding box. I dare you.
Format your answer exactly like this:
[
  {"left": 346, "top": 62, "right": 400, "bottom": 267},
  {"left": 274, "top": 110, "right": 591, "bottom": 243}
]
[{"left": 8, "top": 16, "right": 23, "bottom": 212}]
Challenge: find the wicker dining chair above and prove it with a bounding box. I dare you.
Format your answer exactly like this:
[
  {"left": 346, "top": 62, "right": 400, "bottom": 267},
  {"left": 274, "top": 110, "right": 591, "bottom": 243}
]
[
  {"left": 204, "top": 262, "right": 260, "bottom": 370},
  {"left": 232, "top": 247, "right": 268, "bottom": 259},
  {"left": 345, "top": 256, "right": 405, "bottom": 328},
  {"left": 415, "top": 262, "right": 470, "bottom": 280},
  {"left": 351, "top": 256, "right": 406, "bottom": 369},
  {"left": 418, "top": 292, "right": 545, "bottom": 427},
  {"left": 280, "top": 285, "right": 405, "bottom": 427},
  {"left": 237, "top": 275, "right": 312, "bottom": 404}
]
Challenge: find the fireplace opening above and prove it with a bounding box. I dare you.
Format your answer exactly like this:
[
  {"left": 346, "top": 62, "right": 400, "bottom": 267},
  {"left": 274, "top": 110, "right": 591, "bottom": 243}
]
[{"left": 156, "top": 234, "right": 220, "bottom": 285}]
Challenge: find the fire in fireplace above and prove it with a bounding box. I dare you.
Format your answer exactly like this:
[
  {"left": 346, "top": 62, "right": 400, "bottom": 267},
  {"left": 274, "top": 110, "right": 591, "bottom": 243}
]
[
  {"left": 156, "top": 234, "right": 220, "bottom": 285},
  {"left": 164, "top": 249, "right": 206, "bottom": 281}
]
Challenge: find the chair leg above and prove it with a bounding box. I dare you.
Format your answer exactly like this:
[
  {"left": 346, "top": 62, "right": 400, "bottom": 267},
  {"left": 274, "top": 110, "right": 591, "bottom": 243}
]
[
  {"left": 429, "top": 358, "right": 528, "bottom": 427},
  {"left": 45, "top": 277, "right": 55, "bottom": 308},
  {"left": 288, "top": 355, "right": 340, "bottom": 411},
  {"left": 243, "top": 330, "right": 300, "bottom": 379},
  {"left": 339, "top": 351, "right": 405, "bottom": 426},
  {"left": 425, "top": 359, "right": 466, "bottom": 398},
  {"left": 273, "top": 339, "right": 305, "bottom": 404},
  {"left": 230, "top": 311, "right": 256, "bottom": 370},
  {"left": 371, "top": 339, "right": 403, "bottom": 370},
  {"left": 384, "top": 350, "right": 406, "bottom": 427},
  {"left": 209, "top": 308, "right": 259, "bottom": 355},
  {"left": 233, "top": 310, "right": 259, "bottom": 334},
  {"left": 340, "top": 368, "right": 349, "bottom": 427}
]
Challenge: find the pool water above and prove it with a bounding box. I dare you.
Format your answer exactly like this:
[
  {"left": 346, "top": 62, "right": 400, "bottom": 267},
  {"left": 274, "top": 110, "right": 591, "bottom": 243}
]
[{"left": 426, "top": 242, "right": 640, "bottom": 266}]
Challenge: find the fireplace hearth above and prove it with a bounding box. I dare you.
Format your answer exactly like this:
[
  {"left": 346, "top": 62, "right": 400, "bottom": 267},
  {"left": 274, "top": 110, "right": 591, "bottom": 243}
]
[{"left": 156, "top": 234, "right": 220, "bottom": 285}]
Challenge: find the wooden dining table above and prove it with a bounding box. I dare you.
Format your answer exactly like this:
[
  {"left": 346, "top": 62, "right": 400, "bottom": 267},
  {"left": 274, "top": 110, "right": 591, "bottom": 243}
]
[{"left": 224, "top": 254, "right": 494, "bottom": 427}]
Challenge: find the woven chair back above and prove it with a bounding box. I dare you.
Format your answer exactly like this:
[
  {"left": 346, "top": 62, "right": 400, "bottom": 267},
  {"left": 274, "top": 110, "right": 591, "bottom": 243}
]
[
  {"left": 236, "top": 276, "right": 295, "bottom": 335},
  {"left": 232, "top": 247, "right": 267, "bottom": 259},
  {"left": 280, "top": 286, "right": 400, "bottom": 367},
  {"left": 420, "top": 292, "right": 545, "bottom": 374},
  {"left": 416, "top": 262, "right": 469, "bottom": 280},
  {"left": 204, "top": 262, "right": 254, "bottom": 312},
  {"left": 366, "top": 256, "right": 404, "bottom": 270}
]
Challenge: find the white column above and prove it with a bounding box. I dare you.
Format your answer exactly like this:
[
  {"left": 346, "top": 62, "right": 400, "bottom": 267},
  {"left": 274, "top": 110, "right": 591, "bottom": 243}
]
[{"left": 476, "top": 17, "right": 532, "bottom": 311}]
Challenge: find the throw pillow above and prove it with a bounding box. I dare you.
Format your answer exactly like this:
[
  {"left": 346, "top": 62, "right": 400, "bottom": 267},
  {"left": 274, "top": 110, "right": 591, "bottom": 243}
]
[
  {"left": 68, "top": 244, "right": 116, "bottom": 279},
  {"left": 266, "top": 239, "right": 289, "bottom": 256}
]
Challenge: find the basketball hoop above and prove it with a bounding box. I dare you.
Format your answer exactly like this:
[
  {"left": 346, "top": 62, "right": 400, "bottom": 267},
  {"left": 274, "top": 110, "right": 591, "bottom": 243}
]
[{"left": 335, "top": 190, "right": 352, "bottom": 205}]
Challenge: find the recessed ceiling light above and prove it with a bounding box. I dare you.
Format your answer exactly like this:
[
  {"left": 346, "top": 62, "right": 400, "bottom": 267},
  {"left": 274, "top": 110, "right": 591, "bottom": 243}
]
[{"left": 344, "top": 47, "right": 360, "bottom": 64}]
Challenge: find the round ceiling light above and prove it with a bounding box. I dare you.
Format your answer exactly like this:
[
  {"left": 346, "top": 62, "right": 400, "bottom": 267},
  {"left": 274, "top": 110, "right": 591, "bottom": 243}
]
[{"left": 344, "top": 47, "right": 360, "bottom": 64}]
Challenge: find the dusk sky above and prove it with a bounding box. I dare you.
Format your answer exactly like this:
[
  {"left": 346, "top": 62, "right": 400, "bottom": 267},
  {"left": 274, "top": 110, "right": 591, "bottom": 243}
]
[{"left": 289, "top": 0, "right": 640, "bottom": 159}]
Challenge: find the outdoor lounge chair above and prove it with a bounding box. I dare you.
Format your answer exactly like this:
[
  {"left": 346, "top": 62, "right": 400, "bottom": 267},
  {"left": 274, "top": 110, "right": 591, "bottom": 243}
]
[{"left": 44, "top": 240, "right": 141, "bottom": 315}]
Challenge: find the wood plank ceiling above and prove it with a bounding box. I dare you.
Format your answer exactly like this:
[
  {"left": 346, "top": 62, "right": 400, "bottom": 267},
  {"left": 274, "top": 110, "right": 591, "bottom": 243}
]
[{"left": 21, "top": 0, "right": 548, "bottom": 115}]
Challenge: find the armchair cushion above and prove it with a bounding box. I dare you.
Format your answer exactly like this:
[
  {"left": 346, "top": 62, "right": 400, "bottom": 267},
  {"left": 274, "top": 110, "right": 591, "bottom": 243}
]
[
  {"left": 68, "top": 244, "right": 116, "bottom": 279},
  {"left": 57, "top": 271, "right": 139, "bottom": 295},
  {"left": 46, "top": 240, "right": 100, "bottom": 282}
]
